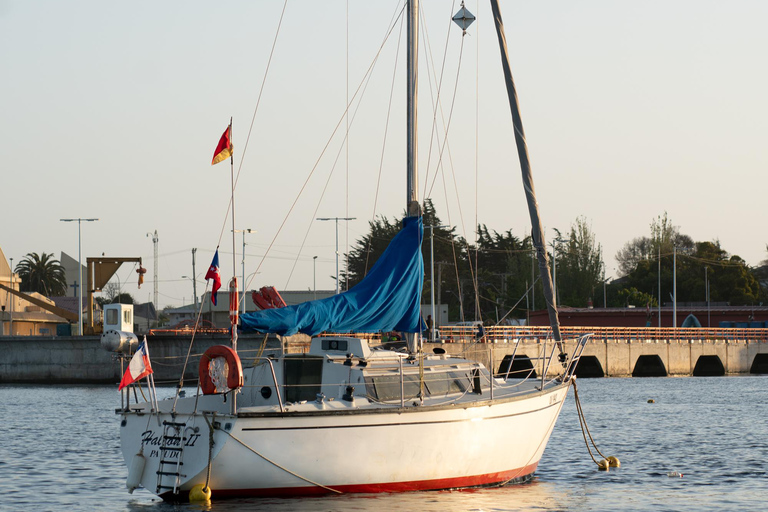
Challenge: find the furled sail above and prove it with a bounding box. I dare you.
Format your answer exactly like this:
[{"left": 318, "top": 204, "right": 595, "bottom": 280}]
[{"left": 240, "top": 216, "right": 424, "bottom": 336}]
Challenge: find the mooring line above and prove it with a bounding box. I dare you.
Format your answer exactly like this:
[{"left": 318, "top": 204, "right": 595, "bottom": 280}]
[{"left": 215, "top": 425, "right": 342, "bottom": 494}]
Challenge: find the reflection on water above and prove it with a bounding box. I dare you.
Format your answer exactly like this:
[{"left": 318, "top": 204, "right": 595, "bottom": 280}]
[{"left": 1, "top": 377, "right": 766, "bottom": 511}]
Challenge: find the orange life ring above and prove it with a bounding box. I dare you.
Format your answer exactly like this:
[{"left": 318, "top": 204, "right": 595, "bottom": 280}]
[{"left": 199, "top": 345, "right": 243, "bottom": 395}]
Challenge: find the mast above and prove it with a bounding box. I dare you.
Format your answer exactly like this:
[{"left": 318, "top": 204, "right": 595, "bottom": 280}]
[
  {"left": 406, "top": 0, "right": 420, "bottom": 218},
  {"left": 405, "top": 0, "right": 421, "bottom": 357},
  {"left": 228, "top": 117, "right": 239, "bottom": 352},
  {"left": 489, "top": 0, "right": 562, "bottom": 344}
]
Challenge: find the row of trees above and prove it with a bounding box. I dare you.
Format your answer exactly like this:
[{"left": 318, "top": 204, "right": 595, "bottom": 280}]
[
  {"left": 343, "top": 203, "right": 766, "bottom": 323},
  {"left": 11, "top": 209, "right": 767, "bottom": 325}
]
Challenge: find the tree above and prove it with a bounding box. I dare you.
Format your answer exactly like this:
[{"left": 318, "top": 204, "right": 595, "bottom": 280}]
[
  {"left": 102, "top": 282, "right": 135, "bottom": 304},
  {"left": 14, "top": 252, "right": 67, "bottom": 296},
  {"left": 342, "top": 199, "right": 464, "bottom": 316},
  {"left": 615, "top": 287, "right": 657, "bottom": 308},
  {"left": 555, "top": 216, "right": 604, "bottom": 307},
  {"left": 469, "top": 225, "right": 533, "bottom": 323},
  {"left": 616, "top": 212, "right": 693, "bottom": 276},
  {"left": 342, "top": 215, "right": 402, "bottom": 288},
  {"left": 625, "top": 240, "right": 760, "bottom": 306}
]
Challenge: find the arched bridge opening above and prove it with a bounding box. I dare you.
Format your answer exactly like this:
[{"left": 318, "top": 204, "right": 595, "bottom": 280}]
[
  {"left": 750, "top": 354, "right": 768, "bottom": 374},
  {"left": 573, "top": 356, "right": 605, "bottom": 378},
  {"left": 497, "top": 355, "right": 537, "bottom": 379},
  {"left": 693, "top": 355, "right": 725, "bottom": 376},
  {"left": 632, "top": 355, "right": 668, "bottom": 377}
]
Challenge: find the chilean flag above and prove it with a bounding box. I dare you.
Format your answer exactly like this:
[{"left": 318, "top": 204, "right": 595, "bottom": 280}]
[
  {"left": 205, "top": 249, "right": 222, "bottom": 305},
  {"left": 118, "top": 339, "right": 153, "bottom": 391}
]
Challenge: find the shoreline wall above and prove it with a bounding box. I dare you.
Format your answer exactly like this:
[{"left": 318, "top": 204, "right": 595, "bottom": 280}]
[{"left": 1, "top": 333, "right": 766, "bottom": 383}]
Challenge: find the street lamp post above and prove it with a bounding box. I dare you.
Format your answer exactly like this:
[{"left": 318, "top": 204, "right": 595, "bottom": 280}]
[
  {"left": 427, "top": 224, "right": 449, "bottom": 341},
  {"left": 316, "top": 217, "right": 355, "bottom": 294},
  {"left": 705, "top": 266, "right": 710, "bottom": 327},
  {"left": 313, "top": 256, "right": 318, "bottom": 300},
  {"left": 8, "top": 257, "right": 13, "bottom": 336},
  {"left": 549, "top": 236, "right": 565, "bottom": 308},
  {"left": 60, "top": 218, "right": 99, "bottom": 335},
  {"left": 673, "top": 246, "right": 677, "bottom": 329},
  {"left": 181, "top": 276, "right": 198, "bottom": 309},
  {"left": 232, "top": 229, "right": 255, "bottom": 312},
  {"left": 146, "top": 230, "right": 159, "bottom": 312}
]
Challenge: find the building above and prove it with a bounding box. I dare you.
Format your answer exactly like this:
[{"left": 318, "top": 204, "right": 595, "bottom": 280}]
[
  {"left": 60, "top": 251, "right": 87, "bottom": 300},
  {"left": 1, "top": 248, "right": 72, "bottom": 335},
  {"left": 133, "top": 302, "right": 158, "bottom": 333}
]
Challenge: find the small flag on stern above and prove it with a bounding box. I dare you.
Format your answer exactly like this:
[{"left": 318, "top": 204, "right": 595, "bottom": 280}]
[
  {"left": 211, "top": 124, "right": 233, "bottom": 165},
  {"left": 118, "top": 338, "right": 153, "bottom": 390},
  {"left": 205, "top": 249, "right": 222, "bottom": 305}
]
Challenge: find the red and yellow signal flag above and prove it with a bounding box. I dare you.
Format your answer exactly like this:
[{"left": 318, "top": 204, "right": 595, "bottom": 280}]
[{"left": 211, "top": 124, "right": 233, "bottom": 165}]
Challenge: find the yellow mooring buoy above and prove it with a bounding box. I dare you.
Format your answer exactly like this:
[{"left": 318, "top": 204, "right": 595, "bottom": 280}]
[
  {"left": 189, "top": 483, "right": 212, "bottom": 503},
  {"left": 597, "top": 459, "right": 610, "bottom": 471},
  {"left": 607, "top": 456, "right": 621, "bottom": 468}
]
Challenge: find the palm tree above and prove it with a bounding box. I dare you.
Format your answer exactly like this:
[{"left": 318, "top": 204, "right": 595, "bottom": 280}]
[{"left": 14, "top": 252, "right": 68, "bottom": 296}]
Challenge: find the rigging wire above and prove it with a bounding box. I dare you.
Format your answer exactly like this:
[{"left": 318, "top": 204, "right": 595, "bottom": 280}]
[
  {"left": 419, "top": 0, "right": 457, "bottom": 204},
  {"left": 281, "top": 4, "right": 406, "bottom": 290},
  {"left": 213, "top": 0, "right": 289, "bottom": 261},
  {"left": 364, "top": 10, "right": 406, "bottom": 277},
  {"left": 418, "top": 1, "right": 477, "bottom": 323},
  {"left": 345, "top": 0, "right": 350, "bottom": 292},
  {"left": 246, "top": 3, "right": 406, "bottom": 295}
]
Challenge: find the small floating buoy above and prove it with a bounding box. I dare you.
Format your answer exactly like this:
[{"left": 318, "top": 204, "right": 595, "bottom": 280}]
[
  {"left": 606, "top": 456, "right": 621, "bottom": 468},
  {"left": 597, "top": 459, "right": 610, "bottom": 471},
  {"left": 647, "top": 399, "right": 655, "bottom": 403},
  {"left": 667, "top": 471, "right": 683, "bottom": 478},
  {"left": 189, "top": 483, "right": 212, "bottom": 502}
]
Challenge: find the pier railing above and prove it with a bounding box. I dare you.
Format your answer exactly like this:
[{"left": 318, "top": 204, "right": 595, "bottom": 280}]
[{"left": 437, "top": 325, "right": 768, "bottom": 343}]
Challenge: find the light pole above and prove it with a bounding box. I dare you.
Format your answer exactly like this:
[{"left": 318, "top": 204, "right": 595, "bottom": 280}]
[
  {"left": 146, "top": 230, "right": 158, "bottom": 312},
  {"left": 316, "top": 217, "right": 355, "bottom": 294},
  {"left": 181, "top": 276, "right": 198, "bottom": 309},
  {"left": 60, "top": 218, "right": 99, "bottom": 335},
  {"left": 427, "top": 224, "right": 449, "bottom": 341},
  {"left": 313, "top": 256, "right": 318, "bottom": 300},
  {"left": 549, "top": 236, "right": 565, "bottom": 308},
  {"left": 673, "top": 246, "right": 677, "bottom": 329},
  {"left": 8, "top": 257, "right": 13, "bottom": 335},
  {"left": 232, "top": 228, "right": 256, "bottom": 312},
  {"left": 705, "top": 266, "right": 710, "bottom": 327}
]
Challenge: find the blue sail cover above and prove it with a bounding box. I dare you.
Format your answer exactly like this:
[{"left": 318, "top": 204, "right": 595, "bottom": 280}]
[{"left": 240, "top": 216, "right": 424, "bottom": 336}]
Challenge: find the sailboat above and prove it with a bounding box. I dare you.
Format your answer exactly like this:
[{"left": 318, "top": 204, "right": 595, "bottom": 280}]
[{"left": 115, "top": 1, "right": 590, "bottom": 500}]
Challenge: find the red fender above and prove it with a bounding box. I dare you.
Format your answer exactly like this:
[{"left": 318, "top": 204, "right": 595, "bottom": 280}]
[{"left": 199, "top": 345, "right": 243, "bottom": 395}]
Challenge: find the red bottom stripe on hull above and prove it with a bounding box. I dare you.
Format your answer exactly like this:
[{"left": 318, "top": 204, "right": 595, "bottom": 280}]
[{"left": 164, "top": 462, "right": 539, "bottom": 501}]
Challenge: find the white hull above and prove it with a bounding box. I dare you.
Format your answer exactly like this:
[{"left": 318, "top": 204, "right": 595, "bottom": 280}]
[{"left": 120, "top": 380, "right": 569, "bottom": 498}]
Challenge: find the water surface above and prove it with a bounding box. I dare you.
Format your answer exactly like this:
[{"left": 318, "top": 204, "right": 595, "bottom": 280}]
[{"left": 1, "top": 377, "right": 765, "bottom": 511}]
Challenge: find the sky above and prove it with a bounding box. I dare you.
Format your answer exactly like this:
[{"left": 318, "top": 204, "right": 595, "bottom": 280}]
[{"left": 1, "top": 1, "right": 767, "bottom": 310}]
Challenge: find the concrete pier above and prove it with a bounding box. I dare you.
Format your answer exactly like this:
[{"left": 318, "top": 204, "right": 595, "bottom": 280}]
[
  {"left": 0, "top": 334, "right": 285, "bottom": 384},
  {"left": 430, "top": 326, "right": 768, "bottom": 377},
  {"left": 1, "top": 327, "right": 767, "bottom": 383}
]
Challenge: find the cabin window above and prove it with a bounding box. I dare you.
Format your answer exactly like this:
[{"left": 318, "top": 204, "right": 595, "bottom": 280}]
[
  {"left": 364, "top": 371, "right": 469, "bottom": 402},
  {"left": 322, "top": 338, "right": 348, "bottom": 352},
  {"left": 106, "top": 309, "right": 118, "bottom": 325},
  {"left": 283, "top": 355, "right": 323, "bottom": 403},
  {"left": 364, "top": 373, "right": 420, "bottom": 402},
  {"left": 423, "top": 371, "right": 470, "bottom": 397},
  {"left": 124, "top": 311, "right": 132, "bottom": 324}
]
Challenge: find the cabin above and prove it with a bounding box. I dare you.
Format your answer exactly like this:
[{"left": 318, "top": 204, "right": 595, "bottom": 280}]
[{"left": 240, "top": 337, "right": 485, "bottom": 409}]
